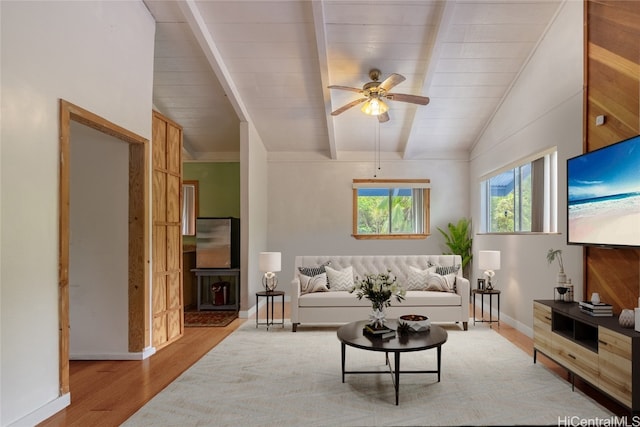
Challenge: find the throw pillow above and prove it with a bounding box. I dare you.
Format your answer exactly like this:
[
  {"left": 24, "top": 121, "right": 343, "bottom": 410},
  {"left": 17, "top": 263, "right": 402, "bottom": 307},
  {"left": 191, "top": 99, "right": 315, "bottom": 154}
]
[
  {"left": 299, "top": 273, "right": 329, "bottom": 295},
  {"left": 298, "top": 261, "right": 331, "bottom": 277},
  {"left": 405, "top": 266, "right": 437, "bottom": 290},
  {"left": 325, "top": 266, "right": 354, "bottom": 291},
  {"left": 425, "top": 272, "right": 456, "bottom": 293},
  {"left": 298, "top": 261, "right": 331, "bottom": 287},
  {"left": 435, "top": 264, "right": 460, "bottom": 276}
]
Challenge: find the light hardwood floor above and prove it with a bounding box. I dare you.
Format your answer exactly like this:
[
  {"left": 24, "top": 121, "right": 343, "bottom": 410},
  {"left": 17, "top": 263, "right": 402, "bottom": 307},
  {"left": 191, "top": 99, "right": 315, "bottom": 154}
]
[{"left": 39, "top": 302, "right": 625, "bottom": 426}]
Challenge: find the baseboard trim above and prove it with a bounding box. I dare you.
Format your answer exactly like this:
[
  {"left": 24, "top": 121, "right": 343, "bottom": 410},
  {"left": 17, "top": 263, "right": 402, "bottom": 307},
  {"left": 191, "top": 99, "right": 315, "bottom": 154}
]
[
  {"left": 70, "top": 346, "right": 156, "bottom": 360},
  {"left": 241, "top": 294, "right": 291, "bottom": 319},
  {"left": 8, "top": 392, "right": 70, "bottom": 427}
]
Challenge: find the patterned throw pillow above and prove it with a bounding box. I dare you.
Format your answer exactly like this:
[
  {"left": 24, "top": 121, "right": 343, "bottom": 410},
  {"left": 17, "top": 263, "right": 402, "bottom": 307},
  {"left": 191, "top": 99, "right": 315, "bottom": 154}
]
[
  {"left": 325, "top": 266, "right": 354, "bottom": 291},
  {"left": 434, "top": 264, "right": 460, "bottom": 276},
  {"left": 298, "top": 261, "right": 331, "bottom": 287},
  {"left": 299, "top": 273, "right": 329, "bottom": 295},
  {"left": 298, "top": 261, "right": 331, "bottom": 277},
  {"left": 405, "top": 266, "right": 437, "bottom": 290},
  {"left": 425, "top": 272, "right": 456, "bottom": 293}
]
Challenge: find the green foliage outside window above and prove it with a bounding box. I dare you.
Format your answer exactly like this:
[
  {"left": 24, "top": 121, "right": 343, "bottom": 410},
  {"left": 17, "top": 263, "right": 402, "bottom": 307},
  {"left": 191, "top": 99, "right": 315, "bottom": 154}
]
[
  {"left": 357, "top": 191, "right": 414, "bottom": 234},
  {"left": 358, "top": 195, "right": 389, "bottom": 234},
  {"left": 391, "top": 194, "right": 413, "bottom": 233},
  {"left": 489, "top": 169, "right": 532, "bottom": 232}
]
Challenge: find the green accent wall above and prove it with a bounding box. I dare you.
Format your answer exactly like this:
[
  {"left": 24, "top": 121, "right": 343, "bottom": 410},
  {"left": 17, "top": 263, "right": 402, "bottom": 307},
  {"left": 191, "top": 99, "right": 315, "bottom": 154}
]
[{"left": 183, "top": 162, "right": 240, "bottom": 245}]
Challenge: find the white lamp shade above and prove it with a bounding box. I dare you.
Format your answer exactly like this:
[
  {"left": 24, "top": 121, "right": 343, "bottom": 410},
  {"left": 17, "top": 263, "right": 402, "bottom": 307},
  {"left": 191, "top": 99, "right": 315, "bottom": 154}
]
[
  {"left": 259, "top": 252, "right": 281, "bottom": 272},
  {"left": 478, "top": 250, "right": 501, "bottom": 271}
]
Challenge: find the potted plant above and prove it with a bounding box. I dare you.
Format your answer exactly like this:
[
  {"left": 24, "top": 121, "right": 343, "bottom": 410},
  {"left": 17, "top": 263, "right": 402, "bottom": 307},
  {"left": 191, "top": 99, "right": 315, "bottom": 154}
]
[
  {"left": 437, "top": 218, "right": 473, "bottom": 278},
  {"left": 546, "top": 248, "right": 566, "bottom": 284}
]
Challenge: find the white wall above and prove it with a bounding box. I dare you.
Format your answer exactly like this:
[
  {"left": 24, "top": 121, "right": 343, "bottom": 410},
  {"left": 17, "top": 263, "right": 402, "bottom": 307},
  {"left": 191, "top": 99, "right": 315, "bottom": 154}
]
[
  {"left": 240, "top": 121, "right": 269, "bottom": 316},
  {"left": 0, "top": 1, "right": 155, "bottom": 425},
  {"left": 470, "top": 0, "right": 584, "bottom": 336},
  {"left": 69, "top": 122, "right": 129, "bottom": 359},
  {"left": 268, "top": 154, "right": 470, "bottom": 287}
]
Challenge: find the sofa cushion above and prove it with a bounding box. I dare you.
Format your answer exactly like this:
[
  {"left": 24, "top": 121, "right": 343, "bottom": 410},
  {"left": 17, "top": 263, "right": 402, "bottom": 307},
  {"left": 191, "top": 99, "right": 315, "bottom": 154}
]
[
  {"left": 299, "top": 273, "right": 329, "bottom": 295},
  {"left": 298, "top": 290, "right": 461, "bottom": 307},
  {"left": 325, "top": 266, "right": 354, "bottom": 291},
  {"left": 405, "top": 266, "right": 437, "bottom": 290}
]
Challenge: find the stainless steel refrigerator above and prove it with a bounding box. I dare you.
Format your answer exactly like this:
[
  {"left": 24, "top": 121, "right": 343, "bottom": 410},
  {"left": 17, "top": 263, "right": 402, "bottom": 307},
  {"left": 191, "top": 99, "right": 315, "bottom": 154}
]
[{"left": 196, "top": 217, "right": 240, "bottom": 268}]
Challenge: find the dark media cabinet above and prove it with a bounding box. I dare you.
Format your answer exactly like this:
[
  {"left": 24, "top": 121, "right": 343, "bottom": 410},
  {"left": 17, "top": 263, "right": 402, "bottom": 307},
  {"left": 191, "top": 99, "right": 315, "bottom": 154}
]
[{"left": 533, "top": 300, "right": 640, "bottom": 414}]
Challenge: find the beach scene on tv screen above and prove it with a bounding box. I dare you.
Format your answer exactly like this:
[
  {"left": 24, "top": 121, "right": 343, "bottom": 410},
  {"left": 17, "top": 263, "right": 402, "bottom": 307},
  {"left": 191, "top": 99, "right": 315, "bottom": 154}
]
[{"left": 568, "top": 136, "right": 640, "bottom": 247}]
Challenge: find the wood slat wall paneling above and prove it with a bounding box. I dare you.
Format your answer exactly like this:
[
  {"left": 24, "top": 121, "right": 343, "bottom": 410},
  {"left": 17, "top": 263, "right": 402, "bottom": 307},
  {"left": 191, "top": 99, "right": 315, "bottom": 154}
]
[{"left": 585, "top": 0, "right": 640, "bottom": 313}]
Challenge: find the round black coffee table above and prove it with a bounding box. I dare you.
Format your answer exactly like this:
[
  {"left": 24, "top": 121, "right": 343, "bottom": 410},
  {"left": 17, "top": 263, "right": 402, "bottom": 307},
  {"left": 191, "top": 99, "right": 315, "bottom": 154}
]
[{"left": 337, "top": 319, "right": 448, "bottom": 405}]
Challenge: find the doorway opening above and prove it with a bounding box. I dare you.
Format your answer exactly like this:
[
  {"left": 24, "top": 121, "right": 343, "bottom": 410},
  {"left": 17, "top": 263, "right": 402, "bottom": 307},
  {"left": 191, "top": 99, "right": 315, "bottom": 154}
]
[{"left": 58, "top": 100, "right": 149, "bottom": 394}]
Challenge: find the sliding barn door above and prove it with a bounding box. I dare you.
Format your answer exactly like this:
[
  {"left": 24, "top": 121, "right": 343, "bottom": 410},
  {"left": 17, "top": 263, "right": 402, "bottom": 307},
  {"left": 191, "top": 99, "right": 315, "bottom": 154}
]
[{"left": 152, "top": 111, "right": 184, "bottom": 349}]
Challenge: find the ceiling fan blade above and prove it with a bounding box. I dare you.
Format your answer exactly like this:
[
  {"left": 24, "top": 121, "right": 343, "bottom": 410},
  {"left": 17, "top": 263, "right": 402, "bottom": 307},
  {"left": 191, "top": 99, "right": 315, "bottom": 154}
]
[
  {"left": 331, "top": 98, "right": 367, "bottom": 116},
  {"left": 386, "top": 93, "right": 430, "bottom": 105},
  {"left": 377, "top": 112, "right": 390, "bottom": 123},
  {"left": 378, "top": 73, "right": 406, "bottom": 92},
  {"left": 327, "top": 85, "right": 363, "bottom": 94}
]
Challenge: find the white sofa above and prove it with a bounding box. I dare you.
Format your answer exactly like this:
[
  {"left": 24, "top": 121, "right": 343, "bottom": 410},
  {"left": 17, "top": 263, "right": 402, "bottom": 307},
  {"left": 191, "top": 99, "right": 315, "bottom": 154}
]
[{"left": 291, "top": 255, "right": 469, "bottom": 332}]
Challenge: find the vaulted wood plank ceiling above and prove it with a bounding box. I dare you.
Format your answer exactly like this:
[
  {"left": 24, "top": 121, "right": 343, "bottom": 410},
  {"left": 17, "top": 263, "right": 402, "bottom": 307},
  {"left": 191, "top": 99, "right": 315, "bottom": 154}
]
[{"left": 145, "top": 0, "right": 562, "bottom": 161}]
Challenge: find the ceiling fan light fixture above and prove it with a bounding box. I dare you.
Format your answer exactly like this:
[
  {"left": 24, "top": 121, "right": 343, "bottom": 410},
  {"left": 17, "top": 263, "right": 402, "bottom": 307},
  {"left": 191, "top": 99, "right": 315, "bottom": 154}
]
[{"left": 361, "top": 97, "right": 389, "bottom": 116}]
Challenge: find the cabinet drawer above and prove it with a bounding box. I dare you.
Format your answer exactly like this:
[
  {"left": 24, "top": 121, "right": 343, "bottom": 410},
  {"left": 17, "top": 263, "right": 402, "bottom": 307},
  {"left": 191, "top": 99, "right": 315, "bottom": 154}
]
[
  {"left": 599, "top": 327, "right": 632, "bottom": 407},
  {"left": 533, "top": 302, "right": 552, "bottom": 327},
  {"left": 552, "top": 333, "right": 599, "bottom": 385},
  {"left": 533, "top": 303, "right": 552, "bottom": 353}
]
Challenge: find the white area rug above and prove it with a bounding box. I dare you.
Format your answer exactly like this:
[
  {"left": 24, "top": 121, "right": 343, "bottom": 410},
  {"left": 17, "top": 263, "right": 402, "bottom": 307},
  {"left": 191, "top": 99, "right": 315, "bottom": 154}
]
[{"left": 124, "top": 322, "right": 613, "bottom": 426}]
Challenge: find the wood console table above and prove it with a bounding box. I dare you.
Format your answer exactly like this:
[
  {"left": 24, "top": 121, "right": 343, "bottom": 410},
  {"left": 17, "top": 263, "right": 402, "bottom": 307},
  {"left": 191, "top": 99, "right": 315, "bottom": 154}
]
[{"left": 533, "top": 300, "right": 640, "bottom": 414}]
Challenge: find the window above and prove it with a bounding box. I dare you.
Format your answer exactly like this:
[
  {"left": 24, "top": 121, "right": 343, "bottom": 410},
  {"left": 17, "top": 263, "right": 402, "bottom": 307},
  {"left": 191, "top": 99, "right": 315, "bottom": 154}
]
[
  {"left": 352, "top": 179, "right": 430, "bottom": 240},
  {"left": 481, "top": 149, "right": 557, "bottom": 233},
  {"left": 182, "top": 180, "right": 199, "bottom": 236}
]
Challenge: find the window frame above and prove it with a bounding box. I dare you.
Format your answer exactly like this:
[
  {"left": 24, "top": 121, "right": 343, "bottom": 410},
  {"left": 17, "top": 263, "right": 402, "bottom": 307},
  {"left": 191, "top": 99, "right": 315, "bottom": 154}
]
[
  {"left": 352, "top": 179, "right": 430, "bottom": 240},
  {"left": 181, "top": 180, "right": 199, "bottom": 236},
  {"left": 480, "top": 148, "right": 557, "bottom": 234}
]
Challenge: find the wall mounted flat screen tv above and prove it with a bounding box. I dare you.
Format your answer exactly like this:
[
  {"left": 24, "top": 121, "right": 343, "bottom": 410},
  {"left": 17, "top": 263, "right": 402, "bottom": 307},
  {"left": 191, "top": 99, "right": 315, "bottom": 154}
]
[{"left": 567, "top": 135, "right": 640, "bottom": 248}]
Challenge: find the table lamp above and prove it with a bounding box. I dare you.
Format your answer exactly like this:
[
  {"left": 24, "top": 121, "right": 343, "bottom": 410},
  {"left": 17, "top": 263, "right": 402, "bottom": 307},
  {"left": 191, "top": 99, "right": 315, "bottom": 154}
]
[
  {"left": 259, "top": 252, "right": 281, "bottom": 292},
  {"left": 478, "top": 250, "right": 500, "bottom": 291}
]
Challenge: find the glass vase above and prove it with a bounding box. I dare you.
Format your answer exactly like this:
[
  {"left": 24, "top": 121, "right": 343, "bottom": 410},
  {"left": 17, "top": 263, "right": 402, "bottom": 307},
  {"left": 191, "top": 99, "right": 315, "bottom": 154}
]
[{"left": 369, "top": 303, "right": 386, "bottom": 329}]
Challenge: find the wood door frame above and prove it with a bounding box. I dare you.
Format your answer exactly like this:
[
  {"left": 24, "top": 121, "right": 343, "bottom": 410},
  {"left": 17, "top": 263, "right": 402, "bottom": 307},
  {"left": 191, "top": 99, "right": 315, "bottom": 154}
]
[{"left": 58, "top": 99, "right": 150, "bottom": 394}]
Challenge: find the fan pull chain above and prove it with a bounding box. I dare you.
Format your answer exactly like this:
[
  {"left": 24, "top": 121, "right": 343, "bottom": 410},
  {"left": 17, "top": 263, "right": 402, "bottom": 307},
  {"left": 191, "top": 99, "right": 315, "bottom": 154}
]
[
  {"left": 373, "top": 121, "right": 380, "bottom": 177},
  {"left": 377, "top": 121, "right": 381, "bottom": 172}
]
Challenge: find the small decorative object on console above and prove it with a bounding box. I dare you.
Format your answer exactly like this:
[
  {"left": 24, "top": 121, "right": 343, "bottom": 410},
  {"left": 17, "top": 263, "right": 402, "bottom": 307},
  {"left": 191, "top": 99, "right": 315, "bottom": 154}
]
[
  {"left": 546, "top": 248, "right": 566, "bottom": 285},
  {"left": 619, "top": 309, "right": 635, "bottom": 328},
  {"left": 398, "top": 314, "right": 431, "bottom": 332},
  {"left": 579, "top": 300, "right": 613, "bottom": 317},
  {"left": 554, "top": 286, "right": 569, "bottom": 302}
]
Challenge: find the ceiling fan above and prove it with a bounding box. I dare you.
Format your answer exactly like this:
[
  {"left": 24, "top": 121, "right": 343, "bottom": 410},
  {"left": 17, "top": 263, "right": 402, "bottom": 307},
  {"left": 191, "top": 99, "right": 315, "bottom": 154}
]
[{"left": 328, "top": 69, "right": 430, "bottom": 123}]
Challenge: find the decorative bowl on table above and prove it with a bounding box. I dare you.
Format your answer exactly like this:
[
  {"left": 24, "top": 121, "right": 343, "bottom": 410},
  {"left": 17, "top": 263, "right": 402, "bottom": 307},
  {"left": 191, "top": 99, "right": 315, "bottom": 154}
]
[{"left": 398, "top": 314, "right": 430, "bottom": 332}]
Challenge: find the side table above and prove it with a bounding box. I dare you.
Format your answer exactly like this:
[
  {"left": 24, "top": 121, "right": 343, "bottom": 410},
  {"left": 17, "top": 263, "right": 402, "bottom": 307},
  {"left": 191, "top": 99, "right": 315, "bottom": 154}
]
[
  {"left": 256, "top": 290, "right": 285, "bottom": 330},
  {"left": 472, "top": 289, "right": 500, "bottom": 326}
]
